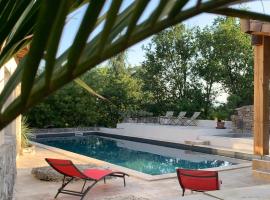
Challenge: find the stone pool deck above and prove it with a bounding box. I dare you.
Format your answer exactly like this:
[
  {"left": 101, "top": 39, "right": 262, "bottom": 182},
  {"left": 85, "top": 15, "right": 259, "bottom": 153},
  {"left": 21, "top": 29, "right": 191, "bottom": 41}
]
[
  {"left": 14, "top": 146, "right": 270, "bottom": 200},
  {"left": 100, "top": 123, "right": 255, "bottom": 154}
]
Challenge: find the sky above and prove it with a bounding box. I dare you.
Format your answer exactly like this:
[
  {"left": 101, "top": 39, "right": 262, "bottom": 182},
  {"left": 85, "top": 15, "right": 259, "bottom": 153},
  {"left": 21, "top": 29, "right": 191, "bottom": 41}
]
[{"left": 58, "top": 0, "right": 270, "bottom": 103}]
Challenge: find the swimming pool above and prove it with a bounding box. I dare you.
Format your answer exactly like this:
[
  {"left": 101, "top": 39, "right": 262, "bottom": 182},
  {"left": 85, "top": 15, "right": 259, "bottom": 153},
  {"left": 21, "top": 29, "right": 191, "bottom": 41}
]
[{"left": 37, "top": 135, "right": 236, "bottom": 175}]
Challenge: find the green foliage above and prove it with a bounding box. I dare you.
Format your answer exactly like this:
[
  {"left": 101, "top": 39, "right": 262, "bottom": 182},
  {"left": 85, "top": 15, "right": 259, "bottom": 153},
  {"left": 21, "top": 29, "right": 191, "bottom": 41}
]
[
  {"left": 193, "top": 17, "right": 253, "bottom": 117},
  {"left": 137, "top": 17, "right": 253, "bottom": 119},
  {"left": 138, "top": 24, "right": 204, "bottom": 115},
  {"left": 212, "top": 17, "right": 253, "bottom": 102},
  {"left": 26, "top": 52, "right": 143, "bottom": 128},
  {"left": 210, "top": 110, "right": 229, "bottom": 121},
  {"left": 21, "top": 117, "right": 33, "bottom": 148},
  {"left": 193, "top": 26, "right": 220, "bottom": 117},
  {"left": 26, "top": 81, "right": 99, "bottom": 127}
]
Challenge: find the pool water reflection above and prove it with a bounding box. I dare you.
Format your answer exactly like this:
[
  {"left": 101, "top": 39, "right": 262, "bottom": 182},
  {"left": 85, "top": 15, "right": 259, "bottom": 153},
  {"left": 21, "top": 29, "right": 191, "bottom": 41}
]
[{"left": 38, "top": 135, "right": 235, "bottom": 175}]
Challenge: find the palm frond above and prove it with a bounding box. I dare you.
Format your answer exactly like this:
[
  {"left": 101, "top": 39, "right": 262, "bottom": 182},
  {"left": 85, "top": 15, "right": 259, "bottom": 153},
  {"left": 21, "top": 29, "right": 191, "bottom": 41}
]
[{"left": 74, "top": 78, "right": 108, "bottom": 101}]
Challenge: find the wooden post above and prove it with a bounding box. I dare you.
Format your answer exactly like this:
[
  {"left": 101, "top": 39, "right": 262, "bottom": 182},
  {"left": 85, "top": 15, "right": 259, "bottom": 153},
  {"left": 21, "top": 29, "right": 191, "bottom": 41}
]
[{"left": 254, "top": 36, "right": 270, "bottom": 155}]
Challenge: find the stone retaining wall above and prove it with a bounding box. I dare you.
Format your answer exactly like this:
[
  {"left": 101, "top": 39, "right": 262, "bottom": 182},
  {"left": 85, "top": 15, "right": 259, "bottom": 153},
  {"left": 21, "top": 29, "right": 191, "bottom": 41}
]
[
  {"left": 231, "top": 105, "right": 259, "bottom": 134},
  {"left": 123, "top": 117, "right": 159, "bottom": 124},
  {"left": 33, "top": 127, "right": 99, "bottom": 134},
  {"left": 0, "top": 136, "right": 16, "bottom": 200}
]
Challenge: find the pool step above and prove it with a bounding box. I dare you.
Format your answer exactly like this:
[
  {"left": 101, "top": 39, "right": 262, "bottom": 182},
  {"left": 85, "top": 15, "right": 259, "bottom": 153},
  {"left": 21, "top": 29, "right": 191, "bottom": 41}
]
[
  {"left": 75, "top": 132, "right": 84, "bottom": 136},
  {"left": 253, "top": 159, "right": 270, "bottom": 180},
  {"left": 184, "top": 140, "right": 210, "bottom": 145}
]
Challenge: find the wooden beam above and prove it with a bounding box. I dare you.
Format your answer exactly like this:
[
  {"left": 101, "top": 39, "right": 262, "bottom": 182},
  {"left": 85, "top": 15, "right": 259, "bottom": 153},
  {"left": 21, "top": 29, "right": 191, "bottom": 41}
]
[
  {"left": 241, "top": 19, "right": 270, "bottom": 36},
  {"left": 254, "top": 36, "right": 270, "bottom": 155}
]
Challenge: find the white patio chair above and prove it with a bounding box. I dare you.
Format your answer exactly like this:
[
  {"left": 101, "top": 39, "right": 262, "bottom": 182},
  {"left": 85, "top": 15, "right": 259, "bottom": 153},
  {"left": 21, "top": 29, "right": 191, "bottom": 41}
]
[
  {"left": 159, "top": 111, "right": 174, "bottom": 125},
  {"left": 171, "top": 112, "right": 187, "bottom": 125},
  {"left": 182, "top": 112, "right": 201, "bottom": 126}
]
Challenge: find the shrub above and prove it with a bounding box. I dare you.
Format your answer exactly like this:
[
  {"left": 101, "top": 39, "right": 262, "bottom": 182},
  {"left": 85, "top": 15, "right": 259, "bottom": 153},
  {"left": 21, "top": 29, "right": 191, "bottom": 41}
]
[{"left": 21, "top": 117, "right": 33, "bottom": 148}]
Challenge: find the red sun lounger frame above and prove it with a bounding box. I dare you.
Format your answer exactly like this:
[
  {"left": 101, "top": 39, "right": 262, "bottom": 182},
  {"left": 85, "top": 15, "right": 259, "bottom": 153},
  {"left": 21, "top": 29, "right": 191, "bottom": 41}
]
[
  {"left": 45, "top": 158, "right": 129, "bottom": 200},
  {"left": 176, "top": 168, "right": 221, "bottom": 196}
]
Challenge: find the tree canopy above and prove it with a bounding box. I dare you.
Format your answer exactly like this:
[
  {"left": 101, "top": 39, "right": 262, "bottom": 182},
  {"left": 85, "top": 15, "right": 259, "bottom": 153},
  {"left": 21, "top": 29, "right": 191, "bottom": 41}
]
[{"left": 27, "top": 52, "right": 143, "bottom": 127}]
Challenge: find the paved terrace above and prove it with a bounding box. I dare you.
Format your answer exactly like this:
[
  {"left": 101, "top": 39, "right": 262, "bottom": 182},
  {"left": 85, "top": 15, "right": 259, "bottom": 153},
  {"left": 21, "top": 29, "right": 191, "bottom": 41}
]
[
  {"left": 14, "top": 146, "right": 270, "bottom": 200},
  {"left": 100, "top": 123, "right": 255, "bottom": 154}
]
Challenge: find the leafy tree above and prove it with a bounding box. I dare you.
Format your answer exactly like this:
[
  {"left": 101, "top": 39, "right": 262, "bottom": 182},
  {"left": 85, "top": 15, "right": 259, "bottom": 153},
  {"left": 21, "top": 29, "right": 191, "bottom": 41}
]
[
  {"left": 139, "top": 24, "right": 204, "bottom": 115},
  {"left": 139, "top": 17, "right": 253, "bottom": 119},
  {"left": 84, "top": 52, "right": 143, "bottom": 125},
  {"left": 213, "top": 17, "right": 253, "bottom": 107},
  {"left": 191, "top": 17, "right": 253, "bottom": 118},
  {"left": 193, "top": 26, "right": 221, "bottom": 117},
  {"left": 26, "top": 81, "right": 99, "bottom": 127},
  {"left": 26, "top": 52, "right": 143, "bottom": 128}
]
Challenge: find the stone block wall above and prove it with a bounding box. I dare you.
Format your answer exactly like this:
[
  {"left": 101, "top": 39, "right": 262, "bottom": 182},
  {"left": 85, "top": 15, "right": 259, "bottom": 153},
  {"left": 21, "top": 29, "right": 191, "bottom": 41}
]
[
  {"left": 232, "top": 105, "right": 270, "bottom": 134},
  {"left": 0, "top": 136, "right": 16, "bottom": 200},
  {"left": 231, "top": 105, "right": 254, "bottom": 133},
  {"left": 0, "top": 55, "right": 21, "bottom": 200},
  {"left": 33, "top": 127, "right": 99, "bottom": 134}
]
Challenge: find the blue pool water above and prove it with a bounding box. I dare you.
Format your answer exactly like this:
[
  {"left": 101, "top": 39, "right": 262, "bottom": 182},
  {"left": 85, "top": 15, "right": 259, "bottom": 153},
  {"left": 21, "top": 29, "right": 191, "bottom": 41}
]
[{"left": 38, "top": 135, "right": 235, "bottom": 175}]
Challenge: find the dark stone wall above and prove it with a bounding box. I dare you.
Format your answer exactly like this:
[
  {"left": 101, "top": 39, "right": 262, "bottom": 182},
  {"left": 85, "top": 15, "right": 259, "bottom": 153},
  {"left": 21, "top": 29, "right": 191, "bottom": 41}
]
[
  {"left": 0, "top": 136, "right": 16, "bottom": 200},
  {"left": 231, "top": 105, "right": 253, "bottom": 133}
]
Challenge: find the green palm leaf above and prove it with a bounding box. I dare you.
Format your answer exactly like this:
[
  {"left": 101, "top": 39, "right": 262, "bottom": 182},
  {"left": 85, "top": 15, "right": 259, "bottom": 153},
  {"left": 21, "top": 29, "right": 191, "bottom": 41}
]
[{"left": 74, "top": 78, "right": 108, "bottom": 102}]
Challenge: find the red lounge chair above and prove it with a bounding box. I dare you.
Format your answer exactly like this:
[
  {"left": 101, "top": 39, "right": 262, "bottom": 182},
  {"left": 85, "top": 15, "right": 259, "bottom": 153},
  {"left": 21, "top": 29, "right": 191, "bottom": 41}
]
[
  {"left": 45, "top": 158, "right": 129, "bottom": 200},
  {"left": 176, "top": 169, "right": 221, "bottom": 196}
]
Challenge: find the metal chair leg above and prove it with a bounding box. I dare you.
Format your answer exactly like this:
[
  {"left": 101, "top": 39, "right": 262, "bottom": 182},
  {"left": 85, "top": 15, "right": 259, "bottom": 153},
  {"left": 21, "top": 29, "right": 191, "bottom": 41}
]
[
  {"left": 81, "top": 180, "right": 87, "bottom": 193},
  {"left": 182, "top": 188, "right": 185, "bottom": 196},
  {"left": 80, "top": 181, "right": 98, "bottom": 200},
  {"left": 55, "top": 176, "right": 74, "bottom": 199}
]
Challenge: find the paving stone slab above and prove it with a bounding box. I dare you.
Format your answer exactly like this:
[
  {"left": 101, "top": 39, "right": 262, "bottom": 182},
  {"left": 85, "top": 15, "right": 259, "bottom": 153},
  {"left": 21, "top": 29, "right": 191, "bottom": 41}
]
[
  {"left": 99, "top": 195, "right": 150, "bottom": 200},
  {"left": 180, "top": 194, "right": 218, "bottom": 200},
  {"left": 207, "top": 184, "right": 270, "bottom": 200}
]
